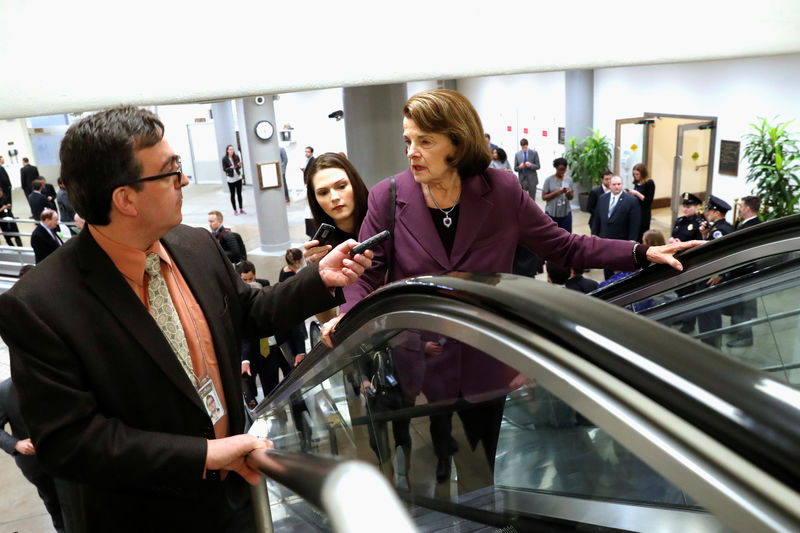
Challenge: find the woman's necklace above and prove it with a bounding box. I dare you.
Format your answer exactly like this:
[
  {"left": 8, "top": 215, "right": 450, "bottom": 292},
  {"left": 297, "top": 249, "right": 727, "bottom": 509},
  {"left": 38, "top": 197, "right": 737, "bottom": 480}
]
[{"left": 425, "top": 183, "right": 461, "bottom": 228}]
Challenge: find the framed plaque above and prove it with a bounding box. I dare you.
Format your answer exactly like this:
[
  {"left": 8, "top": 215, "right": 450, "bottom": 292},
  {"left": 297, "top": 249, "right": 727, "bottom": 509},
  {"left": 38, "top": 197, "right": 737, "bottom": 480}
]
[
  {"left": 719, "top": 140, "right": 740, "bottom": 176},
  {"left": 257, "top": 161, "right": 281, "bottom": 190}
]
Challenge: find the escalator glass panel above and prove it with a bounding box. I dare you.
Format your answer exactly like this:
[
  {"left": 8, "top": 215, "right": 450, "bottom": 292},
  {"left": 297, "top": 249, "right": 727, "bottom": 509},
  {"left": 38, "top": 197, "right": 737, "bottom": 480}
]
[
  {"left": 624, "top": 250, "right": 800, "bottom": 387},
  {"left": 254, "top": 327, "right": 724, "bottom": 532}
]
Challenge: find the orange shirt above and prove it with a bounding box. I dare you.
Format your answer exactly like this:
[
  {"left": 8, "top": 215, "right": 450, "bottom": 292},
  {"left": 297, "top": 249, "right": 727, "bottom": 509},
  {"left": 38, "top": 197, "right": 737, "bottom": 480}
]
[{"left": 89, "top": 225, "right": 229, "bottom": 440}]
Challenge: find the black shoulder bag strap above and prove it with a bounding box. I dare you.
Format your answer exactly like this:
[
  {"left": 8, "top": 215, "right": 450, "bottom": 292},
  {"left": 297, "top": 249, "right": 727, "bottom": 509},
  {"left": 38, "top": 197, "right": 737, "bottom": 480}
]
[{"left": 384, "top": 175, "right": 396, "bottom": 285}]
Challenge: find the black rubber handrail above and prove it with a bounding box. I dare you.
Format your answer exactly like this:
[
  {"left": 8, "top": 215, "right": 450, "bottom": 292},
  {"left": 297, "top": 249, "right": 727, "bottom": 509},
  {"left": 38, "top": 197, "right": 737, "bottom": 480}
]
[
  {"left": 258, "top": 272, "right": 800, "bottom": 491},
  {"left": 592, "top": 213, "right": 800, "bottom": 302}
]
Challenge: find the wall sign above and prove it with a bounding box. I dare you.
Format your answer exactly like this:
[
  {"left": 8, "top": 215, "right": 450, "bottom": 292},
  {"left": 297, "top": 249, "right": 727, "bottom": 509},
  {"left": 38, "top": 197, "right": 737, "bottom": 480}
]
[{"left": 719, "top": 140, "right": 740, "bottom": 176}]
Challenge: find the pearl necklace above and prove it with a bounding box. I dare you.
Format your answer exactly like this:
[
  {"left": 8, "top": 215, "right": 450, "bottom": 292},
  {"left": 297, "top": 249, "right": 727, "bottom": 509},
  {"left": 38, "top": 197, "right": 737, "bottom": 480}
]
[{"left": 425, "top": 184, "right": 461, "bottom": 228}]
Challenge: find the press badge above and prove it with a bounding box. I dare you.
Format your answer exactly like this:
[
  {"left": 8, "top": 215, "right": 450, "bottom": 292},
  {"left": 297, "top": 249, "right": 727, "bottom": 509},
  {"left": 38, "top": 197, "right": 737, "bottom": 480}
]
[{"left": 199, "top": 380, "right": 225, "bottom": 425}]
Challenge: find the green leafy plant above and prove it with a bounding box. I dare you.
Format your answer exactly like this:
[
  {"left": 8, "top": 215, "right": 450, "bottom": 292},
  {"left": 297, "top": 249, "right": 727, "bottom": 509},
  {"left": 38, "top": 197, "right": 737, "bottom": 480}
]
[
  {"left": 563, "top": 129, "right": 612, "bottom": 189},
  {"left": 742, "top": 117, "right": 800, "bottom": 220}
]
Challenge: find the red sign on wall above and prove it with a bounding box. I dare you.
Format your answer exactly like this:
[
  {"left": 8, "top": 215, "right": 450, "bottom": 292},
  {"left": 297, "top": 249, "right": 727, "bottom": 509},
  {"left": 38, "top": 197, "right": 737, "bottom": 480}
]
[
  {"left": 507, "top": 126, "right": 512, "bottom": 132},
  {"left": 523, "top": 128, "right": 528, "bottom": 134},
  {"left": 542, "top": 130, "right": 548, "bottom": 137}
]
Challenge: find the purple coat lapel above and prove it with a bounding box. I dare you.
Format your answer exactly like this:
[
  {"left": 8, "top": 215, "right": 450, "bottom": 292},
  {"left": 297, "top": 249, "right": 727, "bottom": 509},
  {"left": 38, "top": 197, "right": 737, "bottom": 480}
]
[
  {"left": 395, "top": 171, "right": 450, "bottom": 270},
  {"left": 450, "top": 174, "right": 492, "bottom": 266}
]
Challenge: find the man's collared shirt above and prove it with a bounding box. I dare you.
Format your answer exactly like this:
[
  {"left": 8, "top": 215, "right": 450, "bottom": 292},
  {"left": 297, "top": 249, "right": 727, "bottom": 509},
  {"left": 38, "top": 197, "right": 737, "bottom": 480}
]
[{"left": 88, "top": 225, "right": 230, "bottom": 439}]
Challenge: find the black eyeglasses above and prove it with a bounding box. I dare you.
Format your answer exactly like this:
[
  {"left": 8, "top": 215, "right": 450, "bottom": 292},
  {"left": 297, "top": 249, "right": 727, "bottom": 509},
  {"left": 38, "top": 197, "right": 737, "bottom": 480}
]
[{"left": 122, "top": 160, "right": 184, "bottom": 187}]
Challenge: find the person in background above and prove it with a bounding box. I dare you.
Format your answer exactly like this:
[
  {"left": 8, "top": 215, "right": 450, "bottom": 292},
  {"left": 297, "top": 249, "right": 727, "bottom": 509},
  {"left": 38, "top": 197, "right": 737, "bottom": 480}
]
[
  {"left": 489, "top": 148, "right": 512, "bottom": 172},
  {"left": 565, "top": 267, "right": 599, "bottom": 294},
  {"left": 514, "top": 138, "right": 540, "bottom": 200},
  {"left": 28, "top": 179, "right": 56, "bottom": 221},
  {"left": 545, "top": 261, "right": 571, "bottom": 287},
  {"left": 20, "top": 157, "right": 40, "bottom": 199},
  {"left": 301, "top": 146, "right": 315, "bottom": 185},
  {"left": 56, "top": 177, "right": 76, "bottom": 225},
  {"left": 236, "top": 261, "right": 284, "bottom": 408},
  {"left": 322, "top": 89, "right": 700, "bottom": 484},
  {"left": 587, "top": 170, "right": 612, "bottom": 236},
  {"left": 208, "top": 210, "right": 246, "bottom": 264},
  {"left": 280, "top": 147, "right": 290, "bottom": 203},
  {"left": 0, "top": 155, "right": 12, "bottom": 205},
  {"left": 1, "top": 378, "right": 65, "bottom": 532},
  {"left": 222, "top": 144, "right": 245, "bottom": 215},
  {"left": 541, "top": 157, "right": 574, "bottom": 233},
  {"left": 737, "top": 195, "right": 761, "bottom": 229},
  {"left": 670, "top": 192, "right": 704, "bottom": 243},
  {"left": 485, "top": 133, "right": 498, "bottom": 152},
  {"left": 626, "top": 163, "right": 655, "bottom": 242},
  {"left": 31, "top": 208, "right": 62, "bottom": 263},
  {"left": 276, "top": 248, "right": 308, "bottom": 367},
  {"left": 0, "top": 187, "right": 22, "bottom": 246}
]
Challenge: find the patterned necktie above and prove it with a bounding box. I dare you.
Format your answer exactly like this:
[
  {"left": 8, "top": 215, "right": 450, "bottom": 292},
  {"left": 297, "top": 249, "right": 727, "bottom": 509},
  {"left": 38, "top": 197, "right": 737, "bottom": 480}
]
[
  {"left": 145, "top": 253, "right": 197, "bottom": 387},
  {"left": 609, "top": 194, "right": 618, "bottom": 218}
]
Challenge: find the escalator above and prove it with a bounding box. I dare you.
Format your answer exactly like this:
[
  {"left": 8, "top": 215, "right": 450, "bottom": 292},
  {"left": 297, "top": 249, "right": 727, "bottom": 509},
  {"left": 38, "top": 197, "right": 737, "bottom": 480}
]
[
  {"left": 248, "top": 260, "right": 800, "bottom": 532},
  {"left": 593, "top": 213, "right": 800, "bottom": 386}
]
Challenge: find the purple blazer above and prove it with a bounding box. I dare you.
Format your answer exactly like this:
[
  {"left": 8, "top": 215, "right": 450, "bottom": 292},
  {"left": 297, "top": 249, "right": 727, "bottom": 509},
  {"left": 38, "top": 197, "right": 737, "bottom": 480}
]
[
  {"left": 343, "top": 168, "right": 634, "bottom": 310},
  {"left": 342, "top": 168, "right": 636, "bottom": 403}
]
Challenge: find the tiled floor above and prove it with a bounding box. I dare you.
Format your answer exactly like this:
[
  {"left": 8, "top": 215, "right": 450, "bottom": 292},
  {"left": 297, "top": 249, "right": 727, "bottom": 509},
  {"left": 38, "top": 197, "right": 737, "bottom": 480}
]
[{"left": 0, "top": 185, "right": 673, "bottom": 532}]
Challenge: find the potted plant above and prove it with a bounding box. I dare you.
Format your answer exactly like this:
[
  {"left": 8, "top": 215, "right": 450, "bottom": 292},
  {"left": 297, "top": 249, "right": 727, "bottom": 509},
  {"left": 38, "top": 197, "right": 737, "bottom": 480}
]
[
  {"left": 563, "top": 129, "right": 612, "bottom": 212},
  {"left": 742, "top": 117, "right": 800, "bottom": 220}
]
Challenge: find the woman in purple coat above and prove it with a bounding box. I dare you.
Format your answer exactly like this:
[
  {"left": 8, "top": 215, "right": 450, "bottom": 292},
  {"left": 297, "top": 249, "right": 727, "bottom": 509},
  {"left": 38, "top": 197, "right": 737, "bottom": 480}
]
[{"left": 322, "top": 89, "right": 698, "bottom": 483}]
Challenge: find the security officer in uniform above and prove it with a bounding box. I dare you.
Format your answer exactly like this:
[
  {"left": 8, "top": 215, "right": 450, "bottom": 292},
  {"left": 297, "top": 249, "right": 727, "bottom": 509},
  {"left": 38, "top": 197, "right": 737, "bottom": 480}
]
[
  {"left": 671, "top": 192, "right": 704, "bottom": 242},
  {"left": 695, "top": 195, "right": 734, "bottom": 348},
  {"left": 671, "top": 192, "right": 705, "bottom": 333},
  {"left": 700, "top": 195, "right": 734, "bottom": 241}
]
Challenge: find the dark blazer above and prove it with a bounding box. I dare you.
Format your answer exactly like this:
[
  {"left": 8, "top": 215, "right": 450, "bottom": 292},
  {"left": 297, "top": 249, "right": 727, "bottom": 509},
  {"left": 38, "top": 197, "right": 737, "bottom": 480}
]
[
  {"left": 586, "top": 185, "right": 606, "bottom": 234},
  {"left": 303, "top": 156, "right": 316, "bottom": 184},
  {"left": 31, "top": 223, "right": 62, "bottom": 264},
  {"left": 565, "top": 275, "right": 599, "bottom": 294},
  {"left": 20, "top": 164, "right": 39, "bottom": 197},
  {"left": 0, "top": 224, "right": 341, "bottom": 532},
  {"left": 737, "top": 216, "right": 761, "bottom": 230},
  {"left": 513, "top": 148, "right": 540, "bottom": 194},
  {"left": 28, "top": 191, "right": 56, "bottom": 220},
  {"left": 0, "top": 165, "right": 11, "bottom": 205},
  {"left": 342, "top": 168, "right": 636, "bottom": 402},
  {"left": 591, "top": 192, "right": 641, "bottom": 242}
]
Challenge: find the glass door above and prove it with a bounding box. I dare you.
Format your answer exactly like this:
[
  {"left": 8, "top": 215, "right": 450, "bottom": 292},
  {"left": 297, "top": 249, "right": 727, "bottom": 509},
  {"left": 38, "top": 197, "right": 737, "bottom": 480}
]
[
  {"left": 672, "top": 122, "right": 716, "bottom": 224},
  {"left": 614, "top": 117, "right": 654, "bottom": 189}
]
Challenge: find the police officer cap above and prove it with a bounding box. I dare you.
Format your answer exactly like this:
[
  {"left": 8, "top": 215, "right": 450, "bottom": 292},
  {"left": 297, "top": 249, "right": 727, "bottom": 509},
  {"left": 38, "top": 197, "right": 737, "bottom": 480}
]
[
  {"left": 705, "top": 195, "right": 731, "bottom": 213},
  {"left": 680, "top": 192, "right": 702, "bottom": 205}
]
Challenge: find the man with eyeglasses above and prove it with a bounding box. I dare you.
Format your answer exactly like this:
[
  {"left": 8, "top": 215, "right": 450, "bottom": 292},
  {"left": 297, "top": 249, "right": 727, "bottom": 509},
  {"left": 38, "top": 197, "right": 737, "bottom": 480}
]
[{"left": 0, "top": 105, "right": 373, "bottom": 532}]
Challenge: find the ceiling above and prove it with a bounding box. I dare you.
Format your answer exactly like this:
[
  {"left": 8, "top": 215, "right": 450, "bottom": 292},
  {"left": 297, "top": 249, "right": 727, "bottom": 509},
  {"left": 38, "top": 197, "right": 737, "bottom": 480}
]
[{"left": 2, "top": 0, "right": 799, "bottom": 119}]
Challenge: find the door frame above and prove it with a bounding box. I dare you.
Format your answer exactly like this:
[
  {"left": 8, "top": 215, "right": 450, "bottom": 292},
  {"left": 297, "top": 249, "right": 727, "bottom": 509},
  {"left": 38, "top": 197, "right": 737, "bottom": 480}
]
[
  {"left": 613, "top": 116, "right": 653, "bottom": 178},
  {"left": 672, "top": 121, "right": 717, "bottom": 224}
]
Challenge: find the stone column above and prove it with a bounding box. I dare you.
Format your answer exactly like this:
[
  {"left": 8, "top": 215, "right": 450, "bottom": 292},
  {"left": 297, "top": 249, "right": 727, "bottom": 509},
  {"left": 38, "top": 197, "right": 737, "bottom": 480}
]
[
  {"left": 237, "top": 96, "right": 291, "bottom": 255},
  {"left": 565, "top": 69, "right": 595, "bottom": 204},
  {"left": 343, "top": 84, "right": 409, "bottom": 189},
  {"left": 211, "top": 100, "right": 237, "bottom": 191}
]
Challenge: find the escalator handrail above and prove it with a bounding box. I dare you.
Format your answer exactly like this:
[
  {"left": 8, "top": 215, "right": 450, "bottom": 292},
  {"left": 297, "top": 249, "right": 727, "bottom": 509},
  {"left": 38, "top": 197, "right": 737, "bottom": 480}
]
[
  {"left": 256, "top": 273, "right": 800, "bottom": 487},
  {"left": 592, "top": 213, "right": 800, "bottom": 304},
  {"left": 246, "top": 449, "right": 417, "bottom": 533},
  {"left": 258, "top": 272, "right": 800, "bottom": 491}
]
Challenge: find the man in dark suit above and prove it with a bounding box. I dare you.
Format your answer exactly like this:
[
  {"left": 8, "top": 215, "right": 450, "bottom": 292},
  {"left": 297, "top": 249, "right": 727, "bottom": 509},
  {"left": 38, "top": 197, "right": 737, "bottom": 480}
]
[
  {"left": 28, "top": 179, "right": 56, "bottom": 220},
  {"left": 587, "top": 170, "right": 612, "bottom": 235},
  {"left": 565, "top": 267, "right": 599, "bottom": 294},
  {"left": 0, "top": 106, "right": 372, "bottom": 532},
  {"left": 0, "top": 378, "right": 65, "bottom": 532},
  {"left": 20, "top": 157, "right": 40, "bottom": 198},
  {"left": 301, "top": 145, "right": 315, "bottom": 184},
  {"left": 591, "top": 175, "right": 641, "bottom": 279},
  {"left": 513, "top": 138, "right": 540, "bottom": 200},
  {"left": 31, "top": 208, "right": 63, "bottom": 263},
  {"left": 0, "top": 155, "right": 12, "bottom": 205},
  {"left": 725, "top": 195, "right": 763, "bottom": 347}
]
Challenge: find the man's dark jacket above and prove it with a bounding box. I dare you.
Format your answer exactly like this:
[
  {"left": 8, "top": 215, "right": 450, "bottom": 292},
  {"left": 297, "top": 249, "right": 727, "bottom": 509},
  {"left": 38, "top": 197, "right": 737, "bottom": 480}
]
[{"left": 0, "top": 224, "right": 342, "bottom": 532}]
